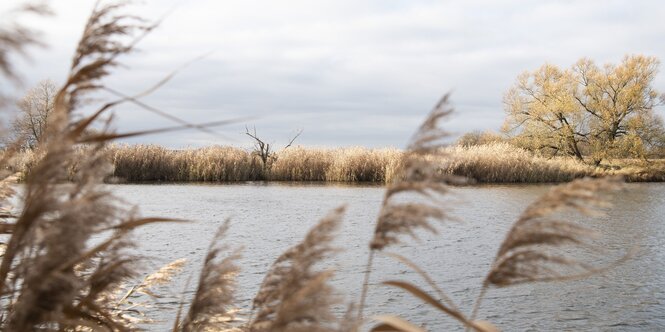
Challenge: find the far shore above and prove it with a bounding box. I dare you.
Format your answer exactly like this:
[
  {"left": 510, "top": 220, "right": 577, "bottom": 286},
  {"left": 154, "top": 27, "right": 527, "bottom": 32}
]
[{"left": 6, "top": 143, "right": 665, "bottom": 184}]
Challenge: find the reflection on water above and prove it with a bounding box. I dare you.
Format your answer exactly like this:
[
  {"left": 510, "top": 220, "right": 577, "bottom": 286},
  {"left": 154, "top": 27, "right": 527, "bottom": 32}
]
[{"left": 109, "top": 182, "right": 665, "bottom": 331}]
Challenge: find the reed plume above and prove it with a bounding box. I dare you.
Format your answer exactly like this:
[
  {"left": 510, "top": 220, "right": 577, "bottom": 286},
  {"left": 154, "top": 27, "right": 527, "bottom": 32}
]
[
  {"left": 370, "top": 94, "right": 464, "bottom": 250},
  {"left": 359, "top": 94, "right": 464, "bottom": 320},
  {"left": 469, "top": 176, "right": 625, "bottom": 323},
  {"left": 140, "top": 258, "right": 187, "bottom": 296},
  {"left": 0, "top": 2, "right": 51, "bottom": 84},
  {"left": 369, "top": 253, "right": 499, "bottom": 332},
  {"left": 248, "top": 206, "right": 347, "bottom": 332},
  {"left": 0, "top": 1, "right": 177, "bottom": 330},
  {"left": 109, "top": 257, "right": 187, "bottom": 325},
  {"left": 0, "top": 1, "right": 50, "bottom": 249},
  {"left": 180, "top": 221, "right": 242, "bottom": 332}
]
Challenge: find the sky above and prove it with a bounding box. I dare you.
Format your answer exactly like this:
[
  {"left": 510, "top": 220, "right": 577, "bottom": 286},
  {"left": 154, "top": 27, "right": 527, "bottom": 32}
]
[{"left": 3, "top": 0, "right": 665, "bottom": 149}]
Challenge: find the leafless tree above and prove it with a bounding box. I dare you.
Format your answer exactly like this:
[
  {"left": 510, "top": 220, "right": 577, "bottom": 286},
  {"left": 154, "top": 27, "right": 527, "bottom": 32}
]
[
  {"left": 245, "top": 126, "right": 302, "bottom": 175},
  {"left": 9, "top": 79, "right": 56, "bottom": 149}
]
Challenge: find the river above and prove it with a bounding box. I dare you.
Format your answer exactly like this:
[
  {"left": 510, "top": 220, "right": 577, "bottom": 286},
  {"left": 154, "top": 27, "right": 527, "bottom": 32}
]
[{"left": 109, "top": 182, "right": 665, "bottom": 331}]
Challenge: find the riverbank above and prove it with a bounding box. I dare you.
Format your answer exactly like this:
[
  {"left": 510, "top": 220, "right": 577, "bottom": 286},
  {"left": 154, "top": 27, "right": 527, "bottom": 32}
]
[{"left": 6, "top": 143, "right": 665, "bottom": 183}]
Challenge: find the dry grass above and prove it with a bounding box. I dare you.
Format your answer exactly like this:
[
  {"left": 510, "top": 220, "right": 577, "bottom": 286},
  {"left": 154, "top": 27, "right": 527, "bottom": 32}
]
[
  {"left": 269, "top": 146, "right": 401, "bottom": 182},
  {"left": 110, "top": 145, "right": 262, "bottom": 182},
  {"left": 467, "top": 177, "right": 627, "bottom": 324},
  {"left": 9, "top": 142, "right": 663, "bottom": 184},
  {"left": 444, "top": 143, "right": 595, "bottom": 183},
  {"left": 0, "top": 2, "right": 170, "bottom": 330},
  {"left": 180, "top": 221, "right": 242, "bottom": 331},
  {"left": 109, "top": 145, "right": 402, "bottom": 183}
]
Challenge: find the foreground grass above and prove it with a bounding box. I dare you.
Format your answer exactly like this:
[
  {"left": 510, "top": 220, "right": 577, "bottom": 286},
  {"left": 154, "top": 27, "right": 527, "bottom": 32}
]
[{"left": 6, "top": 143, "right": 664, "bottom": 183}]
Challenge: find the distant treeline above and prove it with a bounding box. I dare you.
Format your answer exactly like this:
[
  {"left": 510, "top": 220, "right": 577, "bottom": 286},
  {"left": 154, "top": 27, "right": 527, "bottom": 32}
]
[{"left": 8, "top": 143, "right": 664, "bottom": 183}]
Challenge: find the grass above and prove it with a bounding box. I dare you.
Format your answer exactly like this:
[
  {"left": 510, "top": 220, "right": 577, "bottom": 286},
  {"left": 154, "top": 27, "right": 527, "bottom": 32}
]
[
  {"left": 269, "top": 146, "right": 402, "bottom": 182},
  {"left": 111, "top": 145, "right": 262, "bottom": 182},
  {"left": 444, "top": 143, "right": 593, "bottom": 182},
  {"left": 7, "top": 142, "right": 662, "bottom": 184},
  {"left": 0, "top": 2, "right": 642, "bottom": 331}
]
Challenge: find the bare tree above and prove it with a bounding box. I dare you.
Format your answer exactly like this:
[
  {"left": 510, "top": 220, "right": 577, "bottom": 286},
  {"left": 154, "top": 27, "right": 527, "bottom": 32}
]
[
  {"left": 9, "top": 79, "right": 56, "bottom": 149},
  {"left": 245, "top": 126, "right": 302, "bottom": 176}
]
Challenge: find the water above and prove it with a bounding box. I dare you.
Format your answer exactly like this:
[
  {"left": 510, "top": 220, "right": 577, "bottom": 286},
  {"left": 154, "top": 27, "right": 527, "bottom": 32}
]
[{"left": 109, "top": 182, "right": 665, "bottom": 331}]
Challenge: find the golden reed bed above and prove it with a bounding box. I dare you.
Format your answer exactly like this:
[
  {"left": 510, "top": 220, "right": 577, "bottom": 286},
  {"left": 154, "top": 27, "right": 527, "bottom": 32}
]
[{"left": 7, "top": 143, "right": 663, "bottom": 183}]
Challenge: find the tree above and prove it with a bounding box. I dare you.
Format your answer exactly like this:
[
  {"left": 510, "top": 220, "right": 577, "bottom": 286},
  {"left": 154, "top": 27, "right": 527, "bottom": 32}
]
[
  {"left": 245, "top": 126, "right": 302, "bottom": 176},
  {"left": 503, "top": 55, "right": 663, "bottom": 163},
  {"left": 573, "top": 55, "right": 661, "bottom": 163},
  {"left": 503, "top": 64, "right": 586, "bottom": 160},
  {"left": 9, "top": 79, "right": 56, "bottom": 149}
]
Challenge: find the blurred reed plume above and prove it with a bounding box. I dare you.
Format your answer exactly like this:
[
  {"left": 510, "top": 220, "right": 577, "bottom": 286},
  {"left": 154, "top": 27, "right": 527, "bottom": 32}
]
[
  {"left": 0, "top": 1, "right": 183, "bottom": 330},
  {"left": 359, "top": 94, "right": 464, "bottom": 319},
  {"left": 248, "top": 206, "right": 349, "bottom": 332},
  {"left": 366, "top": 175, "right": 628, "bottom": 331},
  {"left": 179, "top": 221, "right": 242, "bottom": 332},
  {"left": 468, "top": 176, "right": 626, "bottom": 322},
  {"left": 0, "top": 2, "right": 51, "bottom": 84},
  {"left": 353, "top": 96, "right": 628, "bottom": 331}
]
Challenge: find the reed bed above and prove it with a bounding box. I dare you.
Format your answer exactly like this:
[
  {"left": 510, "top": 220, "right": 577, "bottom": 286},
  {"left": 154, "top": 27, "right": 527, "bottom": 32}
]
[
  {"left": 443, "top": 143, "right": 595, "bottom": 182},
  {"left": 111, "top": 145, "right": 262, "bottom": 182},
  {"left": 7, "top": 143, "right": 664, "bottom": 183},
  {"left": 269, "top": 146, "right": 402, "bottom": 182},
  {"left": 108, "top": 145, "right": 403, "bottom": 183}
]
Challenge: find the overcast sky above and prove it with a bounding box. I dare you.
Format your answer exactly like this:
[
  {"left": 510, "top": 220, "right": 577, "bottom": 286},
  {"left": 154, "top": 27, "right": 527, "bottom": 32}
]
[{"left": 4, "top": 0, "right": 665, "bottom": 149}]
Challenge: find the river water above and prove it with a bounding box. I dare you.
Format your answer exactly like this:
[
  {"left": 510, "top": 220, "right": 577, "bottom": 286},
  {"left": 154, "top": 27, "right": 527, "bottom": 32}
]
[{"left": 109, "top": 182, "right": 665, "bottom": 331}]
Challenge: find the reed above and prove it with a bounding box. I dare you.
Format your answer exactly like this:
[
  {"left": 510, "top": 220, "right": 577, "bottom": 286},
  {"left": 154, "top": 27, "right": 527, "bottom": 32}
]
[
  {"left": 109, "top": 145, "right": 402, "bottom": 183},
  {"left": 248, "top": 206, "right": 349, "bottom": 332},
  {"left": 110, "top": 144, "right": 261, "bottom": 182},
  {"left": 356, "top": 102, "right": 630, "bottom": 331},
  {"left": 10, "top": 142, "right": 661, "bottom": 184},
  {"left": 444, "top": 143, "right": 595, "bottom": 182},
  {"left": 0, "top": 2, "right": 187, "bottom": 330}
]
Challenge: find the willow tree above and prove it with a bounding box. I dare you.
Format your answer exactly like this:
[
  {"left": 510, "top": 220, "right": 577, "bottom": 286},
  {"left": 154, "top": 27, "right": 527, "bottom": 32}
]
[
  {"left": 573, "top": 55, "right": 661, "bottom": 163},
  {"left": 504, "top": 55, "right": 663, "bottom": 163},
  {"left": 503, "top": 64, "right": 586, "bottom": 160}
]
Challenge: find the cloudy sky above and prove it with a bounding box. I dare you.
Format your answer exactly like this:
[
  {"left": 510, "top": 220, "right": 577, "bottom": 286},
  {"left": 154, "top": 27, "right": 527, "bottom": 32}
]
[{"left": 4, "top": 0, "right": 665, "bottom": 149}]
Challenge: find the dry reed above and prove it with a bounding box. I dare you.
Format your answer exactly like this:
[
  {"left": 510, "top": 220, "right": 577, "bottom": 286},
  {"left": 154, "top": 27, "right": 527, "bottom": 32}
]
[
  {"left": 248, "top": 206, "right": 348, "bottom": 332},
  {"left": 179, "top": 221, "right": 241, "bottom": 332},
  {"left": 110, "top": 145, "right": 261, "bottom": 182},
  {"left": 444, "top": 143, "right": 594, "bottom": 182},
  {"left": 0, "top": 2, "right": 182, "bottom": 330},
  {"left": 7, "top": 142, "right": 664, "bottom": 184},
  {"left": 109, "top": 145, "right": 402, "bottom": 183},
  {"left": 359, "top": 94, "right": 464, "bottom": 321},
  {"left": 356, "top": 98, "right": 628, "bottom": 331},
  {"left": 468, "top": 177, "right": 627, "bottom": 322},
  {"left": 0, "top": 2, "right": 51, "bottom": 84}
]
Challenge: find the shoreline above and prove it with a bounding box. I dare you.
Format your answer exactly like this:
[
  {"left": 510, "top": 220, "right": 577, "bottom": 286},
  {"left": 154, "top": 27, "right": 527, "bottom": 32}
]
[{"left": 7, "top": 143, "right": 665, "bottom": 184}]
